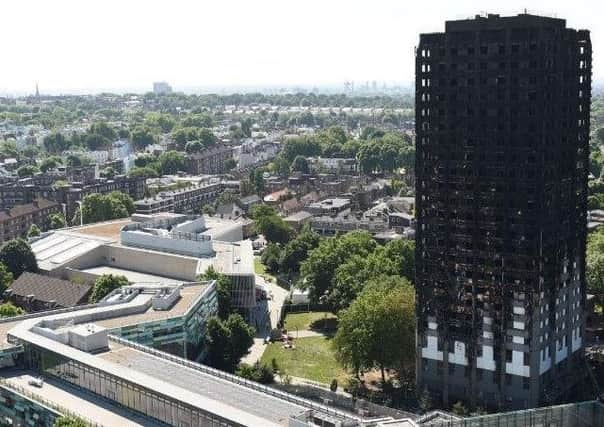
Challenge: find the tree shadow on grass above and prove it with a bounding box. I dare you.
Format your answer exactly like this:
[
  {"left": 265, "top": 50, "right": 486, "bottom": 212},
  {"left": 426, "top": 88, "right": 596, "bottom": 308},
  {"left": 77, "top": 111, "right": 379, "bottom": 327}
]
[{"left": 309, "top": 317, "right": 338, "bottom": 334}]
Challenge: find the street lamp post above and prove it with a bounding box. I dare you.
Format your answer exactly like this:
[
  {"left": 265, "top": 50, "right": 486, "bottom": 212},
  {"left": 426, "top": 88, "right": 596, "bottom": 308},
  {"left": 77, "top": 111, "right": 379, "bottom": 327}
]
[{"left": 76, "top": 200, "right": 83, "bottom": 227}]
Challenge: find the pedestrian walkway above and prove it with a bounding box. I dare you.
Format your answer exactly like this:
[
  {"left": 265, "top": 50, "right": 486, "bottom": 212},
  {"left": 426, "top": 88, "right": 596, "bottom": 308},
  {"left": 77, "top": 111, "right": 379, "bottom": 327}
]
[{"left": 242, "top": 274, "right": 290, "bottom": 365}]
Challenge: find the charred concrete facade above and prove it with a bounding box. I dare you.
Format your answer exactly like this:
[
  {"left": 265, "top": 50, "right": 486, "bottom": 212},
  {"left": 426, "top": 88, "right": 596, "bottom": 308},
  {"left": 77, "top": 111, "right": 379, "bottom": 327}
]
[{"left": 415, "top": 14, "right": 591, "bottom": 410}]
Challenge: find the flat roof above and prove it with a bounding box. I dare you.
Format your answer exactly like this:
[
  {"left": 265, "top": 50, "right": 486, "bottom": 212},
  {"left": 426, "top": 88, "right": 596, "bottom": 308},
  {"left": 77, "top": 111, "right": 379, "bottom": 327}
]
[
  {"left": 2, "top": 369, "right": 164, "bottom": 427},
  {"left": 197, "top": 240, "right": 254, "bottom": 277},
  {"left": 70, "top": 218, "right": 133, "bottom": 240},
  {"left": 95, "top": 284, "right": 208, "bottom": 330},
  {"left": 79, "top": 266, "right": 183, "bottom": 286},
  {"left": 284, "top": 210, "right": 313, "bottom": 222},
  {"left": 8, "top": 319, "right": 307, "bottom": 426},
  {"left": 308, "top": 198, "right": 351, "bottom": 209},
  {"left": 101, "top": 345, "right": 307, "bottom": 425}
]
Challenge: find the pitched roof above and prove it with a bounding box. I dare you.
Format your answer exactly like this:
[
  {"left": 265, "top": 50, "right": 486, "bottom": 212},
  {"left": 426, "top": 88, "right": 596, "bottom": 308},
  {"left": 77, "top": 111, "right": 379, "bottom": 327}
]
[
  {"left": 8, "top": 272, "right": 92, "bottom": 308},
  {"left": 0, "top": 198, "right": 59, "bottom": 221}
]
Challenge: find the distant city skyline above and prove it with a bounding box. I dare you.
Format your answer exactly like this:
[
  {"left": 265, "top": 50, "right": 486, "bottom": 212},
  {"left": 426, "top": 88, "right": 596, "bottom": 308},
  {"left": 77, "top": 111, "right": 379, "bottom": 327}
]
[{"left": 0, "top": 0, "right": 602, "bottom": 95}]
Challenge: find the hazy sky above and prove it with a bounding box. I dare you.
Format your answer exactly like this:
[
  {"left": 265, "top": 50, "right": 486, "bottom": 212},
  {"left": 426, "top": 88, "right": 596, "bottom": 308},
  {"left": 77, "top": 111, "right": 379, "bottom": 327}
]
[{"left": 0, "top": 0, "right": 601, "bottom": 94}]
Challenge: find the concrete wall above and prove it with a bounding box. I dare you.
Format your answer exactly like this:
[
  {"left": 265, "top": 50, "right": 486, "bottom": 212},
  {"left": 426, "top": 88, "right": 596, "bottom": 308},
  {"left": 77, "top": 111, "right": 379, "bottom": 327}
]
[
  {"left": 58, "top": 245, "right": 199, "bottom": 282},
  {"left": 103, "top": 245, "right": 199, "bottom": 281},
  {"left": 121, "top": 230, "right": 213, "bottom": 257}
]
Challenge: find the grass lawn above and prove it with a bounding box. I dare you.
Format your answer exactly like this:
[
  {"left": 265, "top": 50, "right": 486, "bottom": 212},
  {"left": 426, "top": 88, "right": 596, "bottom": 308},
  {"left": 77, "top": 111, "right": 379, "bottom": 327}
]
[
  {"left": 254, "top": 257, "right": 275, "bottom": 281},
  {"left": 283, "top": 312, "right": 337, "bottom": 332},
  {"left": 260, "top": 336, "right": 348, "bottom": 384}
]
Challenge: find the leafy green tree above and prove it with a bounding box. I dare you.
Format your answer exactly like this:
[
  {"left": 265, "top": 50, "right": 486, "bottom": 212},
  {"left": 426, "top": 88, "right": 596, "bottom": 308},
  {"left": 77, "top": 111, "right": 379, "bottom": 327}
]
[
  {"left": 236, "top": 362, "right": 274, "bottom": 384},
  {"left": 281, "top": 136, "right": 321, "bottom": 162},
  {"left": 382, "top": 239, "right": 415, "bottom": 283},
  {"left": 172, "top": 127, "right": 213, "bottom": 149},
  {"left": 39, "top": 156, "right": 63, "bottom": 172},
  {"left": 185, "top": 140, "right": 203, "bottom": 154},
  {"left": 261, "top": 243, "right": 281, "bottom": 273},
  {"left": 130, "top": 126, "right": 156, "bottom": 149},
  {"left": 291, "top": 155, "right": 309, "bottom": 174},
  {"left": 158, "top": 150, "right": 185, "bottom": 175},
  {"left": 145, "top": 112, "right": 176, "bottom": 133},
  {"left": 206, "top": 317, "right": 232, "bottom": 369},
  {"left": 49, "top": 213, "right": 67, "bottom": 230},
  {"left": 0, "top": 263, "right": 14, "bottom": 294},
  {"left": 44, "top": 132, "right": 69, "bottom": 153},
  {"left": 198, "top": 128, "right": 217, "bottom": 147},
  {"left": 27, "top": 224, "right": 41, "bottom": 238},
  {"left": 128, "top": 166, "right": 158, "bottom": 178},
  {"left": 90, "top": 274, "right": 129, "bottom": 302},
  {"left": 0, "top": 302, "right": 24, "bottom": 318},
  {"left": 206, "top": 313, "right": 254, "bottom": 372},
  {"left": 0, "top": 239, "right": 38, "bottom": 278},
  {"left": 250, "top": 206, "right": 292, "bottom": 244},
  {"left": 333, "top": 276, "right": 415, "bottom": 382},
  {"left": 100, "top": 167, "right": 115, "bottom": 179},
  {"left": 241, "top": 118, "right": 253, "bottom": 138},
  {"left": 89, "top": 121, "right": 117, "bottom": 141},
  {"left": 109, "top": 191, "right": 135, "bottom": 215},
  {"left": 200, "top": 266, "right": 232, "bottom": 320},
  {"left": 249, "top": 169, "right": 265, "bottom": 194},
  {"left": 84, "top": 133, "right": 110, "bottom": 151},
  {"left": 181, "top": 113, "right": 213, "bottom": 128},
  {"left": 226, "top": 313, "right": 255, "bottom": 365},
  {"left": 271, "top": 157, "right": 291, "bottom": 178},
  {"left": 52, "top": 416, "right": 88, "bottom": 427},
  {"left": 299, "top": 231, "right": 376, "bottom": 303},
  {"left": 587, "top": 229, "right": 604, "bottom": 307},
  {"left": 597, "top": 127, "right": 604, "bottom": 145},
  {"left": 22, "top": 146, "right": 40, "bottom": 159},
  {"left": 279, "top": 225, "right": 321, "bottom": 274},
  {"left": 65, "top": 154, "right": 93, "bottom": 167},
  {"left": 134, "top": 153, "right": 158, "bottom": 168},
  {"left": 80, "top": 192, "right": 133, "bottom": 224},
  {"left": 17, "top": 165, "right": 40, "bottom": 177}
]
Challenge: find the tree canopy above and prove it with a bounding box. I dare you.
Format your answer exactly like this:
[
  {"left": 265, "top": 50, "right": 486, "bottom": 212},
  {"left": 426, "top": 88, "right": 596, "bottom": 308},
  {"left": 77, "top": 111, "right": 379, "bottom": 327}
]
[
  {"left": 158, "top": 151, "right": 185, "bottom": 175},
  {"left": 0, "top": 239, "right": 38, "bottom": 278},
  {"left": 333, "top": 276, "right": 415, "bottom": 381},
  {"left": 53, "top": 416, "right": 88, "bottom": 427},
  {"left": 49, "top": 213, "right": 67, "bottom": 230},
  {"left": 0, "top": 263, "right": 14, "bottom": 294},
  {"left": 250, "top": 204, "right": 292, "bottom": 244},
  {"left": 299, "top": 231, "right": 376, "bottom": 304},
  {"left": 80, "top": 192, "right": 135, "bottom": 224},
  {"left": 299, "top": 233, "right": 415, "bottom": 310},
  {"left": 357, "top": 132, "right": 414, "bottom": 174},
  {"left": 0, "top": 302, "right": 24, "bottom": 318},
  {"left": 90, "top": 274, "right": 129, "bottom": 303},
  {"left": 205, "top": 314, "right": 255, "bottom": 372},
  {"left": 199, "top": 266, "right": 232, "bottom": 320}
]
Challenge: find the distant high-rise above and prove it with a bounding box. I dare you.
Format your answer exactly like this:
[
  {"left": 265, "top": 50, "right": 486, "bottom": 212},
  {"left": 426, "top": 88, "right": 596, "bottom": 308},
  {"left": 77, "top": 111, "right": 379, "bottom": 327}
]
[
  {"left": 153, "top": 81, "right": 173, "bottom": 95},
  {"left": 415, "top": 14, "right": 591, "bottom": 410}
]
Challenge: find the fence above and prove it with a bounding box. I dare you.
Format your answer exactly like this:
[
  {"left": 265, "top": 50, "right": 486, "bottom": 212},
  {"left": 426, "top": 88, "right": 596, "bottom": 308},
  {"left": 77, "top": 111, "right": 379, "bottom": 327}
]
[
  {"left": 278, "top": 303, "right": 333, "bottom": 326},
  {"left": 421, "top": 400, "right": 604, "bottom": 427},
  {"left": 108, "top": 335, "right": 359, "bottom": 423},
  {"left": 276, "top": 382, "right": 417, "bottom": 421}
]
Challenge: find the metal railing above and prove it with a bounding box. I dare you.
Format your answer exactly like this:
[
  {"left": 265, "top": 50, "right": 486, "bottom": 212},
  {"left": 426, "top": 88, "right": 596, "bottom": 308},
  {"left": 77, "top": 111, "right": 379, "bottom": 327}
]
[
  {"left": 0, "top": 380, "right": 102, "bottom": 427},
  {"left": 108, "top": 335, "right": 361, "bottom": 422}
]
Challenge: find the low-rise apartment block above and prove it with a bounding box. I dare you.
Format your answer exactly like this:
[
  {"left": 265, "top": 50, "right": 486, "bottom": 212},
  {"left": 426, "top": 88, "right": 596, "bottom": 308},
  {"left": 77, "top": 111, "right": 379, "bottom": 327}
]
[
  {"left": 0, "top": 198, "right": 60, "bottom": 242},
  {"left": 134, "top": 182, "right": 222, "bottom": 214},
  {"left": 185, "top": 145, "right": 234, "bottom": 175}
]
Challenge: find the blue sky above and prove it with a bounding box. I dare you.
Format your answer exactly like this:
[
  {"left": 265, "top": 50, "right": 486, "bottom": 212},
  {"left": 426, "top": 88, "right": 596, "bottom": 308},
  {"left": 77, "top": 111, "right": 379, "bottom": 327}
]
[{"left": 0, "top": 0, "right": 601, "bottom": 93}]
